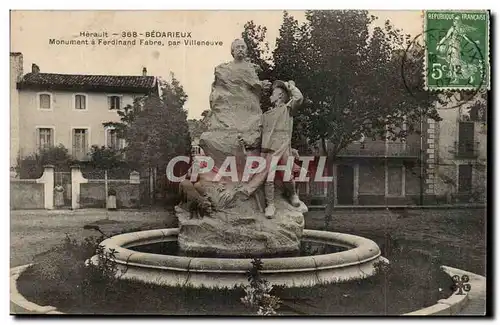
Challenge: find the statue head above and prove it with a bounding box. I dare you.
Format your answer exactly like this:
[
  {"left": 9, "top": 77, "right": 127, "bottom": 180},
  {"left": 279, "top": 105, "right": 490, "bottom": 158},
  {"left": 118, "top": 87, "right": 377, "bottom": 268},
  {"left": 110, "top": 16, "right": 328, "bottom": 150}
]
[
  {"left": 453, "top": 15, "right": 461, "bottom": 27},
  {"left": 270, "top": 80, "right": 291, "bottom": 105},
  {"left": 231, "top": 38, "right": 248, "bottom": 62}
]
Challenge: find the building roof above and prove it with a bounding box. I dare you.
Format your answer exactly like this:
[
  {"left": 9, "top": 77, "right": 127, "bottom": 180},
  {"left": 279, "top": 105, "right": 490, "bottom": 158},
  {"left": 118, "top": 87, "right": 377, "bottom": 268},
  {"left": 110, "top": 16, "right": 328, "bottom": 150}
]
[{"left": 17, "top": 72, "right": 158, "bottom": 94}]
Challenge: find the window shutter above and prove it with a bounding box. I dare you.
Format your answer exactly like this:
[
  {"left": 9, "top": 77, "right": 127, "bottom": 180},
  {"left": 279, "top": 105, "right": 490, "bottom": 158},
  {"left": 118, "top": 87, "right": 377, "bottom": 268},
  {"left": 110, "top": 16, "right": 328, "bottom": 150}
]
[
  {"left": 110, "top": 130, "right": 114, "bottom": 149},
  {"left": 36, "top": 128, "right": 40, "bottom": 150},
  {"left": 84, "top": 130, "right": 89, "bottom": 155},
  {"left": 72, "top": 129, "right": 76, "bottom": 157},
  {"left": 39, "top": 94, "right": 50, "bottom": 109},
  {"left": 75, "top": 95, "right": 83, "bottom": 109},
  {"left": 49, "top": 129, "right": 54, "bottom": 147}
]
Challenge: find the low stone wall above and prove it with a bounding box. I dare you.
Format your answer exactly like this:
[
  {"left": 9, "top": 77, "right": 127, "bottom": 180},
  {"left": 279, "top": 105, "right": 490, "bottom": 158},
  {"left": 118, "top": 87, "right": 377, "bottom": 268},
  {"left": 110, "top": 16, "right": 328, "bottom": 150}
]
[
  {"left": 80, "top": 180, "right": 140, "bottom": 209},
  {"left": 357, "top": 195, "right": 416, "bottom": 205},
  {"left": 10, "top": 180, "right": 44, "bottom": 210},
  {"left": 306, "top": 194, "right": 441, "bottom": 206}
]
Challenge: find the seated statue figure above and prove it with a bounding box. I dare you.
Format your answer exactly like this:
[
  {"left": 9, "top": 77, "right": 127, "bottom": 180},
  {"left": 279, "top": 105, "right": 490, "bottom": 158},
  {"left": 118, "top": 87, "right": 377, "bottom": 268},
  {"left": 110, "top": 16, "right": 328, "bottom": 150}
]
[{"left": 197, "top": 38, "right": 271, "bottom": 205}]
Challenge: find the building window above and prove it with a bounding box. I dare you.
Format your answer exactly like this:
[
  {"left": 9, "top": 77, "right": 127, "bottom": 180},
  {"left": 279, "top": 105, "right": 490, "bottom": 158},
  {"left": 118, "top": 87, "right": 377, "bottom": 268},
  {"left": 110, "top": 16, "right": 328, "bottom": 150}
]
[
  {"left": 458, "top": 164, "right": 473, "bottom": 193},
  {"left": 108, "top": 96, "right": 121, "bottom": 110},
  {"left": 74, "top": 94, "right": 87, "bottom": 110},
  {"left": 458, "top": 122, "right": 475, "bottom": 154},
  {"left": 37, "top": 93, "right": 52, "bottom": 110},
  {"left": 37, "top": 128, "right": 54, "bottom": 150},
  {"left": 105, "top": 127, "right": 125, "bottom": 150},
  {"left": 72, "top": 128, "right": 89, "bottom": 160}
]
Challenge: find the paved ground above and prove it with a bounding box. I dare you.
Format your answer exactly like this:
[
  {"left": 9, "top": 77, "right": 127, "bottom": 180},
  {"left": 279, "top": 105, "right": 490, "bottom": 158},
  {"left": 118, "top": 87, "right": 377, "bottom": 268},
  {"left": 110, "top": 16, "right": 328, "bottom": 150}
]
[{"left": 10, "top": 208, "right": 176, "bottom": 268}]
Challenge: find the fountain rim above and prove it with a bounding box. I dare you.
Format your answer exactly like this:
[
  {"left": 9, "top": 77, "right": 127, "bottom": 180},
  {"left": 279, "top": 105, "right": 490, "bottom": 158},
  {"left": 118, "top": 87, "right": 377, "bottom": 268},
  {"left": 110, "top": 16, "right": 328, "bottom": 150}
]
[{"left": 96, "top": 228, "right": 382, "bottom": 274}]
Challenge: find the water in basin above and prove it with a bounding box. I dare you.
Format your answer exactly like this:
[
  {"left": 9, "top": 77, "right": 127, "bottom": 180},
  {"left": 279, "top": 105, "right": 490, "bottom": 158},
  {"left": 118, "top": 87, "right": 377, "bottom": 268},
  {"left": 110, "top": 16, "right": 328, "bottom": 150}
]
[{"left": 129, "top": 240, "right": 348, "bottom": 258}]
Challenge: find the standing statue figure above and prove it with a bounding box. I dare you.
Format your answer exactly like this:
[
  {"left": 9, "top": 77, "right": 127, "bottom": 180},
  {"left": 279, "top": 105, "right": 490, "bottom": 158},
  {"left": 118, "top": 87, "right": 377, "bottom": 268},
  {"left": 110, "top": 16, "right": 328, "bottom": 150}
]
[{"left": 261, "top": 80, "right": 306, "bottom": 218}]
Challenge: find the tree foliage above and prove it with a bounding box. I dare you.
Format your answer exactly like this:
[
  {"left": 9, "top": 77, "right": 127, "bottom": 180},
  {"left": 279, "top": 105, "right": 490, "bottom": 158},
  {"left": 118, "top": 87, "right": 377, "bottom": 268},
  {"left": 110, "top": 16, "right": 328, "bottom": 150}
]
[
  {"left": 187, "top": 109, "right": 210, "bottom": 140},
  {"left": 240, "top": 10, "right": 452, "bottom": 216},
  {"left": 103, "top": 74, "right": 191, "bottom": 171},
  {"left": 88, "top": 145, "right": 125, "bottom": 171},
  {"left": 242, "top": 10, "right": 443, "bottom": 156},
  {"left": 241, "top": 21, "right": 272, "bottom": 81},
  {"left": 17, "top": 145, "right": 73, "bottom": 178},
  {"left": 241, "top": 20, "right": 273, "bottom": 110},
  {"left": 103, "top": 97, "right": 144, "bottom": 139}
]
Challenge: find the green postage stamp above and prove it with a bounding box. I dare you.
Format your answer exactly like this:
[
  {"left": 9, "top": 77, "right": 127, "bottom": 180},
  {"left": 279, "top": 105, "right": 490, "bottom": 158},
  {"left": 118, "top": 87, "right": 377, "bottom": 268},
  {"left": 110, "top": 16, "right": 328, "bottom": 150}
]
[{"left": 424, "top": 10, "right": 490, "bottom": 90}]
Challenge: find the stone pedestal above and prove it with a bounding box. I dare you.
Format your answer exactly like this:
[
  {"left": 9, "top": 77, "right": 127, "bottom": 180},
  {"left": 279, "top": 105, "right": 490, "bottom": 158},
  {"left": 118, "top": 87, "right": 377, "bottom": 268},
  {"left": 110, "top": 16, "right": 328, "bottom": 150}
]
[{"left": 176, "top": 190, "right": 306, "bottom": 258}]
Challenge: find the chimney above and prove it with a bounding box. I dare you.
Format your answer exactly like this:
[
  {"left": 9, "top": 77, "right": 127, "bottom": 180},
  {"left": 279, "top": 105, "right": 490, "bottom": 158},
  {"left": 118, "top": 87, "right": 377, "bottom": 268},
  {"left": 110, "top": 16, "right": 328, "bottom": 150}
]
[
  {"left": 10, "top": 52, "right": 24, "bottom": 82},
  {"left": 32, "top": 63, "right": 40, "bottom": 74},
  {"left": 142, "top": 67, "right": 147, "bottom": 76}
]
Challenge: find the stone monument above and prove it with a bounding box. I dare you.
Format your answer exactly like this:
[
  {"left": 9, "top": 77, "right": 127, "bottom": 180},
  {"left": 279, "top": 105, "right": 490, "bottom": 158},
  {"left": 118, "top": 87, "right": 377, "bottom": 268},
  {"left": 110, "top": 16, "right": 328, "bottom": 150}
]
[{"left": 175, "top": 39, "right": 308, "bottom": 257}]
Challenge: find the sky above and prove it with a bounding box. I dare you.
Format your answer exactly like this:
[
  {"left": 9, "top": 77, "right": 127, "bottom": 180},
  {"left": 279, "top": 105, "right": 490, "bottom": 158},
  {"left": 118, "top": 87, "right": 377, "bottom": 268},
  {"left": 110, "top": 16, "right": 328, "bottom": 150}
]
[{"left": 10, "top": 10, "right": 423, "bottom": 119}]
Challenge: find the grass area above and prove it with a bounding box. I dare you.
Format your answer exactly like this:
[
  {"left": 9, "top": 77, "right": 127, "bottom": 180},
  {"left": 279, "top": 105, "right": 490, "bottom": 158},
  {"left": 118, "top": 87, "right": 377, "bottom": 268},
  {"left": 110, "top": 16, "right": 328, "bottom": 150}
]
[
  {"left": 17, "top": 226, "right": 454, "bottom": 315},
  {"left": 14, "top": 207, "right": 484, "bottom": 315},
  {"left": 307, "top": 208, "right": 486, "bottom": 276},
  {"left": 274, "top": 252, "right": 453, "bottom": 315},
  {"left": 17, "top": 256, "right": 452, "bottom": 315}
]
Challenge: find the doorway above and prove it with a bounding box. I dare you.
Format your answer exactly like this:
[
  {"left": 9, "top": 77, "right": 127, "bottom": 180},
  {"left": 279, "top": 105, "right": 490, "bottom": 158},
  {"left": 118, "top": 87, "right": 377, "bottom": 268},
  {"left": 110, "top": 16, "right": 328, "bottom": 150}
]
[
  {"left": 337, "top": 164, "right": 354, "bottom": 205},
  {"left": 54, "top": 171, "right": 72, "bottom": 209}
]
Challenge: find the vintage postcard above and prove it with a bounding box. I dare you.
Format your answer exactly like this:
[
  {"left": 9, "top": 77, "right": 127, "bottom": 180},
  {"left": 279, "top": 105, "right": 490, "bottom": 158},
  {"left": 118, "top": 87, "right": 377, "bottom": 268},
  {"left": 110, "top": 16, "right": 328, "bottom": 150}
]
[{"left": 9, "top": 10, "right": 489, "bottom": 316}]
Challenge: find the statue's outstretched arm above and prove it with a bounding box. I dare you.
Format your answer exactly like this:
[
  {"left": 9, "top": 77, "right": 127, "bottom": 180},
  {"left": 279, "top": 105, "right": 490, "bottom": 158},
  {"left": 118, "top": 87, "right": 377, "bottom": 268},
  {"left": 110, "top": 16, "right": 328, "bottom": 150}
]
[{"left": 287, "top": 82, "right": 304, "bottom": 117}]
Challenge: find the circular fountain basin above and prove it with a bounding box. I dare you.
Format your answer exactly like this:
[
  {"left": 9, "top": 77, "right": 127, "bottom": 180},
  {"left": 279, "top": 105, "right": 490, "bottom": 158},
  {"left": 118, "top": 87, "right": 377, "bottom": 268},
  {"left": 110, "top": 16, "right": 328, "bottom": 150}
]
[{"left": 92, "top": 228, "right": 385, "bottom": 288}]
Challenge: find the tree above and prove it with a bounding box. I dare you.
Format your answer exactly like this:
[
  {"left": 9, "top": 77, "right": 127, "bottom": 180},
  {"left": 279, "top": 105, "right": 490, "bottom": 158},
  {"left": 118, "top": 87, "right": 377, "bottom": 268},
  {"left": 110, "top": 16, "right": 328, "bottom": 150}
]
[
  {"left": 241, "top": 20, "right": 273, "bottom": 110},
  {"left": 187, "top": 110, "right": 210, "bottom": 139},
  {"left": 89, "top": 145, "right": 126, "bottom": 201},
  {"left": 201, "top": 109, "right": 210, "bottom": 119},
  {"left": 39, "top": 145, "right": 74, "bottom": 171},
  {"left": 272, "top": 11, "right": 311, "bottom": 153},
  {"left": 17, "top": 145, "right": 73, "bottom": 179},
  {"left": 104, "top": 74, "right": 191, "bottom": 172},
  {"left": 187, "top": 109, "right": 211, "bottom": 143},
  {"left": 242, "top": 10, "right": 445, "bottom": 220},
  {"left": 102, "top": 74, "right": 192, "bottom": 204},
  {"left": 89, "top": 146, "right": 124, "bottom": 171},
  {"left": 103, "top": 96, "right": 144, "bottom": 139},
  {"left": 241, "top": 21, "right": 272, "bottom": 81},
  {"left": 187, "top": 119, "right": 204, "bottom": 140}
]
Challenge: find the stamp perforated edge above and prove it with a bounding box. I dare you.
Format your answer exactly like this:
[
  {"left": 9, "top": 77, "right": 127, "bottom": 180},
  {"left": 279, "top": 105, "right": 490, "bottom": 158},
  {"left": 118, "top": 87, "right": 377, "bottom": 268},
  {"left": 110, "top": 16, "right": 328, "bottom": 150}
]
[{"left": 422, "top": 9, "right": 491, "bottom": 92}]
